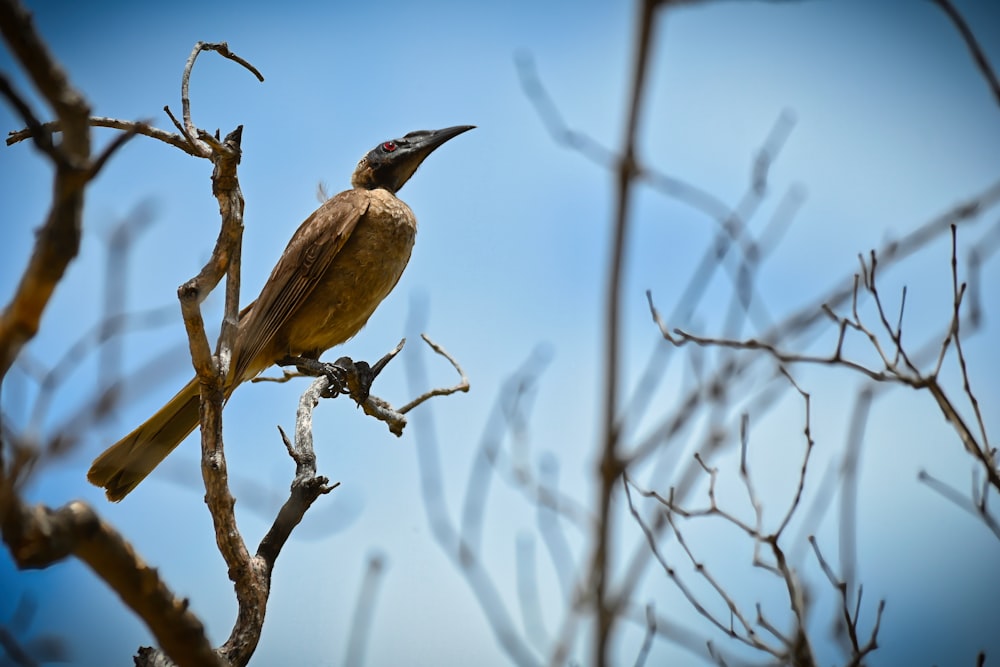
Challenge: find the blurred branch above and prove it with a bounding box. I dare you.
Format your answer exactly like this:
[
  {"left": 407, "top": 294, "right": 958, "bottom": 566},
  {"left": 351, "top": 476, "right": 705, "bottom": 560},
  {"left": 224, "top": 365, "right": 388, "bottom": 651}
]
[
  {"left": 516, "top": 535, "right": 552, "bottom": 654},
  {"left": 19, "top": 212, "right": 172, "bottom": 437},
  {"left": 918, "top": 469, "right": 1000, "bottom": 540},
  {"left": 503, "top": 2, "right": 1000, "bottom": 666},
  {"left": 589, "top": 1, "right": 660, "bottom": 664},
  {"left": 2, "top": 500, "right": 218, "bottom": 666},
  {"left": 516, "top": 53, "right": 731, "bottom": 225},
  {"left": 836, "top": 386, "right": 871, "bottom": 620},
  {"left": 0, "top": 593, "right": 67, "bottom": 667},
  {"left": 536, "top": 454, "right": 581, "bottom": 601},
  {"left": 0, "top": 0, "right": 101, "bottom": 379},
  {"left": 930, "top": 0, "right": 1000, "bottom": 109},
  {"left": 632, "top": 603, "right": 656, "bottom": 667},
  {"left": 600, "top": 107, "right": 813, "bottom": 657},
  {"left": 516, "top": 50, "right": 802, "bottom": 287},
  {"left": 405, "top": 307, "right": 543, "bottom": 667},
  {"left": 461, "top": 344, "right": 593, "bottom": 565},
  {"left": 344, "top": 552, "right": 387, "bottom": 667},
  {"left": 623, "top": 114, "right": 803, "bottom": 443}
]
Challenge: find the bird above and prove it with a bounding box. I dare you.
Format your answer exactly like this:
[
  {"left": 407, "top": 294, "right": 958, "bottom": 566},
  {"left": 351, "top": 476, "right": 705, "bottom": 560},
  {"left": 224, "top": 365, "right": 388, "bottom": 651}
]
[{"left": 88, "top": 125, "right": 475, "bottom": 501}]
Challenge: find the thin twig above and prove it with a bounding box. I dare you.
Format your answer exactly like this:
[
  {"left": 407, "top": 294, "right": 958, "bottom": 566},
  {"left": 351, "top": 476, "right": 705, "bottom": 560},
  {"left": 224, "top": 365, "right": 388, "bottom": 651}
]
[{"left": 398, "top": 334, "right": 469, "bottom": 413}]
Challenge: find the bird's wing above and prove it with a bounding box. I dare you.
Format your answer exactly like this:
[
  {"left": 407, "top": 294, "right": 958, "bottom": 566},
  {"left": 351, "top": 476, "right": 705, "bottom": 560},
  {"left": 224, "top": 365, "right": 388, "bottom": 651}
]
[{"left": 232, "top": 189, "right": 369, "bottom": 382}]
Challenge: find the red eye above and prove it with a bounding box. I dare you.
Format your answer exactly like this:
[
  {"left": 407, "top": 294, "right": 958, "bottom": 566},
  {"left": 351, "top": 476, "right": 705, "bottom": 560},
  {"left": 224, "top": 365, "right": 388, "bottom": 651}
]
[{"left": 382, "top": 141, "right": 397, "bottom": 152}]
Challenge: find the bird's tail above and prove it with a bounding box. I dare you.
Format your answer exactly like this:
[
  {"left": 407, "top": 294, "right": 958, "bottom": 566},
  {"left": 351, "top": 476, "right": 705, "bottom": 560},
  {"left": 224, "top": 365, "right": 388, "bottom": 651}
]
[{"left": 88, "top": 376, "right": 206, "bottom": 501}]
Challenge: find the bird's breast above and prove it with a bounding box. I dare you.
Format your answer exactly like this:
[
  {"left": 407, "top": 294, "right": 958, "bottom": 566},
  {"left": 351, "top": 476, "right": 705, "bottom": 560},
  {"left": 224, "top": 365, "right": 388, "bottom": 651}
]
[{"left": 284, "top": 189, "right": 417, "bottom": 354}]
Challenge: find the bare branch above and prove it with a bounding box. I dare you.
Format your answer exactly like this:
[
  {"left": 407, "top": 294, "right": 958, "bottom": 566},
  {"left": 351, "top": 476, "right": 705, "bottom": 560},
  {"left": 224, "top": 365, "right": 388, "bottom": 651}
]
[
  {"left": 622, "top": 478, "right": 778, "bottom": 658},
  {"left": 946, "top": 226, "right": 991, "bottom": 457},
  {"left": 808, "top": 536, "right": 885, "bottom": 663},
  {"left": 6, "top": 116, "right": 196, "bottom": 155},
  {"left": 774, "top": 369, "right": 816, "bottom": 539},
  {"left": 179, "top": 42, "right": 262, "bottom": 152},
  {"left": 256, "top": 377, "right": 337, "bottom": 569},
  {"left": 398, "top": 334, "right": 469, "bottom": 413},
  {"left": 649, "top": 228, "right": 1000, "bottom": 496},
  {"left": 404, "top": 309, "right": 542, "bottom": 667}
]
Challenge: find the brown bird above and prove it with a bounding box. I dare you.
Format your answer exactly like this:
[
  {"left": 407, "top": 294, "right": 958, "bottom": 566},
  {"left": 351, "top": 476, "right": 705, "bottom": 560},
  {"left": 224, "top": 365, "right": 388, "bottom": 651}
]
[{"left": 88, "top": 125, "right": 474, "bottom": 501}]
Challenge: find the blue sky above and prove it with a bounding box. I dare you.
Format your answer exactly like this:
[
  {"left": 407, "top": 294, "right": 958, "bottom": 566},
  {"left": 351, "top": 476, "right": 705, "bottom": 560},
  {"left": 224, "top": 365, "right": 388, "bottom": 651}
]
[{"left": 2, "top": 1, "right": 1000, "bottom": 665}]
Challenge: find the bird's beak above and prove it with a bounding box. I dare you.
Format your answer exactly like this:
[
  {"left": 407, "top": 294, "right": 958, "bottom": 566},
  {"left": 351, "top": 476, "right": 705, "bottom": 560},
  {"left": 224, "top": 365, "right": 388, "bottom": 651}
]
[
  {"left": 380, "top": 125, "right": 475, "bottom": 193},
  {"left": 405, "top": 125, "right": 476, "bottom": 159}
]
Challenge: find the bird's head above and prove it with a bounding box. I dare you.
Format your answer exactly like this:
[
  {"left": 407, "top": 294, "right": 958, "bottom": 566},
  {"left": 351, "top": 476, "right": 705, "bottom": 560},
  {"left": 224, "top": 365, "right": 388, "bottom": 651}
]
[{"left": 351, "top": 125, "right": 475, "bottom": 193}]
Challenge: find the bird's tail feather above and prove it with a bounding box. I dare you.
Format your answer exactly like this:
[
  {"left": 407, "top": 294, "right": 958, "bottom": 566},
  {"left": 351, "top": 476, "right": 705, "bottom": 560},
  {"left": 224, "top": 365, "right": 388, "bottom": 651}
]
[{"left": 88, "top": 377, "right": 203, "bottom": 502}]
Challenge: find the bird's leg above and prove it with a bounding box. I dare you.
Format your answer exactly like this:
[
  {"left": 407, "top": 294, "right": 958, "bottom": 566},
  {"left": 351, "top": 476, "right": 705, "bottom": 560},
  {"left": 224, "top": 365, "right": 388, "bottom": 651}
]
[{"left": 276, "top": 355, "right": 324, "bottom": 378}]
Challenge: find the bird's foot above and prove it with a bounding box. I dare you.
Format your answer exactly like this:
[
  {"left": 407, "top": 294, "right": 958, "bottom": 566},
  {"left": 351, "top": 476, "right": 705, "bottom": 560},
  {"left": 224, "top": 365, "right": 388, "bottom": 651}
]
[
  {"left": 276, "top": 341, "right": 405, "bottom": 406},
  {"left": 323, "top": 357, "right": 373, "bottom": 404}
]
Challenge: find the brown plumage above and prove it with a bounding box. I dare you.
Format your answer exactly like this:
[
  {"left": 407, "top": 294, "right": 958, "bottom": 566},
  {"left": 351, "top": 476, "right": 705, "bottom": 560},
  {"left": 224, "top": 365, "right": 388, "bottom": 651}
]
[{"left": 88, "top": 126, "right": 474, "bottom": 501}]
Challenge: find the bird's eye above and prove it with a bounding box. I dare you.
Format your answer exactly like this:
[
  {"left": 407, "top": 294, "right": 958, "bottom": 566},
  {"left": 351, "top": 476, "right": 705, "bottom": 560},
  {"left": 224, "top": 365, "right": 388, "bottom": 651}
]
[{"left": 382, "top": 141, "right": 397, "bottom": 152}]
